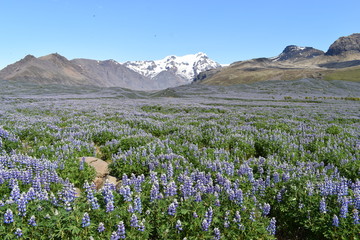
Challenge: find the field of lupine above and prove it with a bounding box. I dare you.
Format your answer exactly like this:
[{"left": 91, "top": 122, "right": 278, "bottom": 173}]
[{"left": 0, "top": 79, "right": 359, "bottom": 239}]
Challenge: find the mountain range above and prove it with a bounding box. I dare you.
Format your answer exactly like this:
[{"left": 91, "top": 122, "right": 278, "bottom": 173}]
[
  {"left": 0, "top": 33, "right": 359, "bottom": 90},
  {"left": 0, "top": 52, "right": 220, "bottom": 91},
  {"left": 197, "top": 33, "right": 360, "bottom": 85}
]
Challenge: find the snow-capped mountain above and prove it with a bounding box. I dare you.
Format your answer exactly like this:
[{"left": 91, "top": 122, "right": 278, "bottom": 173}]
[{"left": 124, "top": 52, "right": 221, "bottom": 82}]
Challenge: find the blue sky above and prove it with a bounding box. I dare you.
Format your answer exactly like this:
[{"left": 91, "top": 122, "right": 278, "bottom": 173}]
[{"left": 0, "top": 0, "right": 359, "bottom": 69}]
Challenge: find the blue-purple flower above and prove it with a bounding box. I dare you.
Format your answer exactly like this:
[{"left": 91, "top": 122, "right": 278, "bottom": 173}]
[
  {"left": 14, "top": 228, "right": 23, "bottom": 238},
  {"left": 117, "top": 221, "right": 126, "bottom": 238},
  {"left": 4, "top": 209, "right": 14, "bottom": 224},
  {"left": 267, "top": 217, "right": 276, "bottom": 235},
  {"left": 333, "top": 215, "right": 339, "bottom": 227},
  {"left": 28, "top": 215, "right": 37, "bottom": 226},
  {"left": 175, "top": 220, "right": 183, "bottom": 231},
  {"left": 319, "top": 197, "right": 327, "bottom": 214},
  {"left": 168, "top": 202, "right": 177, "bottom": 216},
  {"left": 81, "top": 212, "right": 90, "bottom": 227},
  {"left": 98, "top": 222, "right": 105, "bottom": 232}
]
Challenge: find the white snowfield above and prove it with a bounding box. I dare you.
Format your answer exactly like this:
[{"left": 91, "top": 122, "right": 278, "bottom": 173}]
[{"left": 124, "top": 52, "right": 221, "bottom": 82}]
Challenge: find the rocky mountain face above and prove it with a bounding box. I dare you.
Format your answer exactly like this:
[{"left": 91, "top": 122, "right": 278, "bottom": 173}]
[
  {"left": 70, "top": 58, "right": 155, "bottom": 90},
  {"left": 0, "top": 53, "right": 221, "bottom": 90},
  {"left": 326, "top": 33, "right": 360, "bottom": 56},
  {"left": 274, "top": 45, "right": 324, "bottom": 61}
]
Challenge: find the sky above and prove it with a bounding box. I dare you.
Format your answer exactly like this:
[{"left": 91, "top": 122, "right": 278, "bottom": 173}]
[{"left": 0, "top": 0, "right": 360, "bottom": 69}]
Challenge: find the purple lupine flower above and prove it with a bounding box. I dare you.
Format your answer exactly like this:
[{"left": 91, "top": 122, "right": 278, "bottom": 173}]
[
  {"left": 167, "top": 163, "right": 174, "bottom": 179},
  {"left": 110, "top": 231, "right": 120, "bottom": 240},
  {"left": 333, "top": 215, "right": 339, "bottom": 227},
  {"left": 128, "top": 204, "right": 134, "bottom": 213},
  {"left": 98, "top": 222, "right": 105, "bottom": 232},
  {"left": 338, "top": 178, "right": 348, "bottom": 196},
  {"left": 119, "top": 185, "right": 132, "bottom": 202},
  {"left": 83, "top": 181, "right": 99, "bottom": 209},
  {"left": 339, "top": 197, "right": 349, "bottom": 218},
  {"left": 28, "top": 215, "right": 37, "bottom": 226},
  {"left": 10, "top": 183, "right": 21, "bottom": 201},
  {"left": 102, "top": 183, "right": 114, "bottom": 204},
  {"left": 116, "top": 221, "right": 126, "bottom": 238},
  {"left": 353, "top": 189, "right": 360, "bottom": 209},
  {"left": 175, "top": 220, "right": 183, "bottom": 231},
  {"left": 319, "top": 197, "right": 327, "bottom": 214},
  {"left": 150, "top": 182, "right": 160, "bottom": 201},
  {"left": 181, "top": 176, "right": 193, "bottom": 199},
  {"left": 249, "top": 209, "right": 256, "bottom": 222},
  {"left": 165, "top": 181, "right": 177, "bottom": 197},
  {"left": 353, "top": 209, "right": 359, "bottom": 224},
  {"left": 134, "top": 196, "right": 142, "bottom": 213},
  {"left": 81, "top": 212, "right": 90, "bottom": 227},
  {"left": 193, "top": 211, "right": 198, "bottom": 218},
  {"left": 14, "top": 228, "right": 23, "bottom": 238},
  {"left": 214, "top": 227, "right": 221, "bottom": 240},
  {"left": 234, "top": 188, "right": 243, "bottom": 206},
  {"left": 201, "top": 219, "right": 210, "bottom": 231},
  {"left": 214, "top": 198, "right": 221, "bottom": 207},
  {"left": 26, "top": 187, "right": 36, "bottom": 201},
  {"left": 90, "top": 196, "right": 100, "bottom": 210},
  {"left": 265, "top": 175, "right": 271, "bottom": 187},
  {"left": 138, "top": 219, "right": 145, "bottom": 232},
  {"left": 79, "top": 157, "right": 85, "bottom": 170},
  {"left": 122, "top": 174, "right": 130, "bottom": 186},
  {"left": 17, "top": 194, "right": 28, "bottom": 216},
  {"left": 195, "top": 192, "right": 202, "bottom": 202},
  {"left": 267, "top": 217, "right": 276, "bottom": 235},
  {"left": 130, "top": 214, "right": 139, "bottom": 228},
  {"left": 160, "top": 173, "right": 168, "bottom": 186},
  {"left": 134, "top": 175, "right": 144, "bottom": 193},
  {"left": 50, "top": 192, "right": 59, "bottom": 207},
  {"left": 273, "top": 172, "right": 280, "bottom": 183},
  {"left": 58, "top": 181, "right": 77, "bottom": 210},
  {"left": 224, "top": 210, "right": 230, "bottom": 228},
  {"left": 149, "top": 171, "right": 158, "bottom": 183},
  {"left": 168, "top": 202, "right": 177, "bottom": 216},
  {"left": 106, "top": 201, "right": 115, "bottom": 212},
  {"left": 262, "top": 203, "right": 271, "bottom": 216},
  {"left": 233, "top": 210, "right": 242, "bottom": 229},
  {"left": 276, "top": 191, "right": 282, "bottom": 202},
  {"left": 205, "top": 207, "right": 213, "bottom": 224},
  {"left": 4, "top": 209, "right": 14, "bottom": 224},
  {"left": 282, "top": 172, "right": 290, "bottom": 182}
]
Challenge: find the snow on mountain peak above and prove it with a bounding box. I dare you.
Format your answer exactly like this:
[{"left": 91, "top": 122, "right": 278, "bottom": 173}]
[{"left": 124, "top": 53, "right": 221, "bottom": 82}]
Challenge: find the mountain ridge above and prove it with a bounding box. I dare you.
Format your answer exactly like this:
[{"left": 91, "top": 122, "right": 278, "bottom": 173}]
[
  {"left": 0, "top": 53, "right": 221, "bottom": 90},
  {"left": 197, "top": 33, "right": 360, "bottom": 85}
]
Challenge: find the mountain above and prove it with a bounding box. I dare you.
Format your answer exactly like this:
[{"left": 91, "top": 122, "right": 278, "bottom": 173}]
[
  {"left": 0, "top": 52, "right": 221, "bottom": 91},
  {"left": 123, "top": 52, "right": 221, "bottom": 83},
  {"left": 0, "top": 53, "right": 91, "bottom": 86},
  {"left": 326, "top": 33, "right": 360, "bottom": 56},
  {"left": 0, "top": 53, "right": 160, "bottom": 90},
  {"left": 273, "top": 45, "right": 324, "bottom": 62},
  {"left": 197, "top": 33, "right": 360, "bottom": 85},
  {"left": 70, "top": 58, "right": 156, "bottom": 90}
]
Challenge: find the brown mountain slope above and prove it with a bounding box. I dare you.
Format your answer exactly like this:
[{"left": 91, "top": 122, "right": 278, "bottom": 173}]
[{"left": 0, "top": 53, "right": 92, "bottom": 85}]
